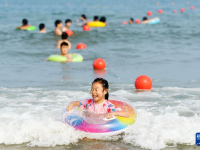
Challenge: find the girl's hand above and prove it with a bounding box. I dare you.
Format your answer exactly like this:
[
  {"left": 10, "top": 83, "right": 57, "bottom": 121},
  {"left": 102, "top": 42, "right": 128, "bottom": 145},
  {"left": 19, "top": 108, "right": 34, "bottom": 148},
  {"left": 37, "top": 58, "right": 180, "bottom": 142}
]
[
  {"left": 106, "top": 112, "right": 114, "bottom": 119},
  {"left": 66, "top": 102, "right": 74, "bottom": 111}
]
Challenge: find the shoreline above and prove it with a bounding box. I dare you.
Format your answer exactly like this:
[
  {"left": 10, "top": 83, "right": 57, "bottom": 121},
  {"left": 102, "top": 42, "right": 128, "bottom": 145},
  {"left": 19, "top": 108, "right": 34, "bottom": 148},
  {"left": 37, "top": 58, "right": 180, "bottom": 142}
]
[{"left": 0, "top": 141, "right": 198, "bottom": 150}]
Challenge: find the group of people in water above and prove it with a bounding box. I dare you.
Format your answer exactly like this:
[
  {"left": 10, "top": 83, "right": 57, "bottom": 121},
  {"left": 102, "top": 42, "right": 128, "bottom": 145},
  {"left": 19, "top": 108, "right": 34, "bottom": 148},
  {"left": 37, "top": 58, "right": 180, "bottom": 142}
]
[
  {"left": 16, "top": 14, "right": 108, "bottom": 62},
  {"left": 16, "top": 14, "right": 158, "bottom": 63}
]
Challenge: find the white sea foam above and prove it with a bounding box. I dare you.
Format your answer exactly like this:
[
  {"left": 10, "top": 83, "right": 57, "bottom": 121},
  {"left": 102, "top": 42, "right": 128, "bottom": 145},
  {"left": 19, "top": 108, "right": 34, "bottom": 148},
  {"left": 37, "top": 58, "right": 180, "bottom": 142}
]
[{"left": 0, "top": 87, "right": 199, "bottom": 149}]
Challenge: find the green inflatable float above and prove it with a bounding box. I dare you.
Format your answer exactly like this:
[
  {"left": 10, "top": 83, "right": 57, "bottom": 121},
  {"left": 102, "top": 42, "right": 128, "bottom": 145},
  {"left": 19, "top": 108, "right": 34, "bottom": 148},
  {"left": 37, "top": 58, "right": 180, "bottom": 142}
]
[
  {"left": 16, "top": 26, "right": 36, "bottom": 31},
  {"left": 47, "top": 53, "right": 83, "bottom": 62}
]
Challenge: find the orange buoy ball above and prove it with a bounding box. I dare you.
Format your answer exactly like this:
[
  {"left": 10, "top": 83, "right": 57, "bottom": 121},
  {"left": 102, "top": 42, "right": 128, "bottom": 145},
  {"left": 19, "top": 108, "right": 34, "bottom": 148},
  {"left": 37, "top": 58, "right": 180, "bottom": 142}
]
[
  {"left": 147, "top": 11, "right": 152, "bottom": 16},
  {"left": 93, "top": 58, "right": 106, "bottom": 70},
  {"left": 135, "top": 75, "right": 152, "bottom": 90},
  {"left": 135, "top": 19, "right": 141, "bottom": 24},
  {"left": 190, "top": 6, "right": 194, "bottom": 10},
  {"left": 173, "top": 10, "right": 177, "bottom": 13},
  {"left": 158, "top": 9, "right": 163, "bottom": 14},
  {"left": 181, "top": 8, "right": 185, "bottom": 12},
  {"left": 122, "top": 21, "right": 127, "bottom": 24},
  {"left": 76, "top": 43, "right": 86, "bottom": 49},
  {"left": 199, "top": 5, "right": 200, "bottom": 8},
  {"left": 83, "top": 25, "right": 90, "bottom": 31},
  {"left": 66, "top": 30, "right": 73, "bottom": 36}
]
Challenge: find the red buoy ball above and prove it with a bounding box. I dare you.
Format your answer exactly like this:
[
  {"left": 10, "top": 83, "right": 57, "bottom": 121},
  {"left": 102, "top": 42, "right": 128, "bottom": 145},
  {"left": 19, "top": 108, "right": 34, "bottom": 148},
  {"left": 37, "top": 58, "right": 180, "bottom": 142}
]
[
  {"left": 93, "top": 58, "right": 106, "bottom": 70},
  {"left": 122, "top": 21, "right": 127, "bottom": 24},
  {"left": 190, "top": 6, "right": 194, "bottom": 10},
  {"left": 76, "top": 43, "right": 86, "bottom": 49},
  {"left": 66, "top": 30, "right": 73, "bottom": 36},
  {"left": 147, "top": 11, "right": 152, "bottom": 16},
  {"left": 181, "top": 8, "right": 185, "bottom": 12},
  {"left": 158, "top": 9, "right": 163, "bottom": 14},
  {"left": 83, "top": 25, "right": 90, "bottom": 31},
  {"left": 135, "top": 19, "right": 141, "bottom": 24},
  {"left": 173, "top": 10, "right": 177, "bottom": 13},
  {"left": 135, "top": 75, "right": 152, "bottom": 90}
]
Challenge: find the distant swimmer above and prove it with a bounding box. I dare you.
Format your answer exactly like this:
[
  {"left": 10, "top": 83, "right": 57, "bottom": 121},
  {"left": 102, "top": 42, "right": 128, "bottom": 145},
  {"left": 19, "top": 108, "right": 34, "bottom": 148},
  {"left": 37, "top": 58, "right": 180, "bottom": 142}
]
[
  {"left": 54, "top": 20, "right": 62, "bottom": 36},
  {"left": 39, "top": 23, "right": 46, "bottom": 33},
  {"left": 141, "top": 16, "right": 159, "bottom": 24},
  {"left": 57, "top": 32, "right": 71, "bottom": 49},
  {"left": 99, "top": 16, "right": 106, "bottom": 25},
  {"left": 62, "top": 19, "right": 72, "bottom": 32},
  {"left": 59, "top": 42, "right": 72, "bottom": 62},
  {"left": 16, "top": 19, "right": 32, "bottom": 30},
  {"left": 93, "top": 16, "right": 99, "bottom": 22},
  {"left": 129, "top": 18, "right": 134, "bottom": 24},
  {"left": 76, "top": 14, "right": 88, "bottom": 26}
]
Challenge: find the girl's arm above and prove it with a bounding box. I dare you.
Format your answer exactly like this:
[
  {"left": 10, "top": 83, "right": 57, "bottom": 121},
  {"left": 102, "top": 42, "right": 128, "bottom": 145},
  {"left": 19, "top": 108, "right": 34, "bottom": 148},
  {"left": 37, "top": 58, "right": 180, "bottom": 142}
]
[
  {"left": 106, "top": 110, "right": 129, "bottom": 119},
  {"left": 66, "top": 101, "right": 80, "bottom": 111}
]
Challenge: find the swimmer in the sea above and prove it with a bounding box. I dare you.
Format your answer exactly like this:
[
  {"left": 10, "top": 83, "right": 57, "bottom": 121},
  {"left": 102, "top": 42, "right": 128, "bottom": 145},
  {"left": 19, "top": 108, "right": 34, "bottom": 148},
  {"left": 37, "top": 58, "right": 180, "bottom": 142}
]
[
  {"left": 76, "top": 14, "right": 88, "bottom": 26},
  {"left": 16, "top": 19, "right": 32, "bottom": 30},
  {"left": 54, "top": 20, "right": 62, "bottom": 36},
  {"left": 46, "top": 42, "right": 72, "bottom": 62},
  {"left": 142, "top": 16, "right": 159, "bottom": 24},
  {"left": 99, "top": 16, "right": 106, "bottom": 25},
  {"left": 62, "top": 19, "right": 72, "bottom": 32},
  {"left": 129, "top": 18, "right": 134, "bottom": 24},
  {"left": 39, "top": 23, "right": 46, "bottom": 33},
  {"left": 59, "top": 42, "right": 72, "bottom": 62},
  {"left": 94, "top": 16, "right": 99, "bottom": 22},
  {"left": 57, "top": 32, "right": 71, "bottom": 49}
]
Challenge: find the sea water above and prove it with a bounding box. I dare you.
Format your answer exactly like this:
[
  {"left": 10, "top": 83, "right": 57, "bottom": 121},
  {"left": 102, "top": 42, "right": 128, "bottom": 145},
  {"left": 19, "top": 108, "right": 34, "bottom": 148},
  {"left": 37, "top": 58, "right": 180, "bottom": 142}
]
[{"left": 0, "top": 0, "right": 200, "bottom": 149}]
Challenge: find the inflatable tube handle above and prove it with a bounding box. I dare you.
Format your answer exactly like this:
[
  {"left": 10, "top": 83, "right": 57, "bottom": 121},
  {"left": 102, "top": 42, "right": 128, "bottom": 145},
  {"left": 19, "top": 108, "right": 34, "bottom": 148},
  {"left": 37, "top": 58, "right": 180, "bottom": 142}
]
[{"left": 103, "top": 116, "right": 116, "bottom": 121}]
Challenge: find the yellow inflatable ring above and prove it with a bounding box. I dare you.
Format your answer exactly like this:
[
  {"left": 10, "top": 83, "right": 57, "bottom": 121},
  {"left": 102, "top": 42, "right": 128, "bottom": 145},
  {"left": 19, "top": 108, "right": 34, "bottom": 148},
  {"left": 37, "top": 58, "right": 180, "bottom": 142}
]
[{"left": 87, "top": 22, "right": 106, "bottom": 27}]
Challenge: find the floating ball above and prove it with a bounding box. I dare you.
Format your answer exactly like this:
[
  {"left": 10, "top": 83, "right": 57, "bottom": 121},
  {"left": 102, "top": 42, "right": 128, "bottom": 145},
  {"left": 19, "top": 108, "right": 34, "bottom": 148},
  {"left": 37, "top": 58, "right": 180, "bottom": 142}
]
[
  {"left": 158, "top": 9, "right": 163, "bottom": 14},
  {"left": 123, "top": 21, "right": 127, "bottom": 24},
  {"left": 181, "top": 8, "right": 185, "bottom": 12},
  {"left": 83, "top": 25, "right": 90, "bottom": 31},
  {"left": 173, "top": 10, "right": 177, "bottom": 13},
  {"left": 199, "top": 5, "right": 200, "bottom": 8},
  {"left": 135, "top": 75, "right": 152, "bottom": 90},
  {"left": 135, "top": 19, "right": 141, "bottom": 24},
  {"left": 66, "top": 30, "right": 73, "bottom": 36},
  {"left": 190, "top": 6, "right": 194, "bottom": 10},
  {"left": 93, "top": 58, "right": 106, "bottom": 70},
  {"left": 76, "top": 43, "right": 86, "bottom": 49},
  {"left": 147, "top": 11, "right": 152, "bottom": 16}
]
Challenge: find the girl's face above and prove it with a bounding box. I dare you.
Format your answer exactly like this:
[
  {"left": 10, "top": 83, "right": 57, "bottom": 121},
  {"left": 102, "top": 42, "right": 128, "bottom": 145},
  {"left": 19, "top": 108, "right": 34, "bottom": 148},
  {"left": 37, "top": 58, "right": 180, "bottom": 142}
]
[{"left": 90, "top": 82, "right": 108, "bottom": 103}]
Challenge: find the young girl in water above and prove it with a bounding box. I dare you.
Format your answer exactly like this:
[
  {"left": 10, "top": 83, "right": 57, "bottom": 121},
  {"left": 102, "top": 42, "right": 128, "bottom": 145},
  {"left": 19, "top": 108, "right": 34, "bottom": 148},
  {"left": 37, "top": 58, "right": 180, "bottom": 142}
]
[{"left": 67, "top": 78, "right": 129, "bottom": 119}]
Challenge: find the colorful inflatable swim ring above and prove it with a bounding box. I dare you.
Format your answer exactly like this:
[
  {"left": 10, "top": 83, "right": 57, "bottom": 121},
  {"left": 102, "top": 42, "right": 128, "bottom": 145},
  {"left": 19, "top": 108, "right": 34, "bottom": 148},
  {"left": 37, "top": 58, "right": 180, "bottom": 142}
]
[
  {"left": 148, "top": 18, "right": 160, "bottom": 24},
  {"left": 87, "top": 22, "right": 106, "bottom": 27},
  {"left": 63, "top": 100, "right": 137, "bottom": 135},
  {"left": 48, "top": 53, "right": 83, "bottom": 62}
]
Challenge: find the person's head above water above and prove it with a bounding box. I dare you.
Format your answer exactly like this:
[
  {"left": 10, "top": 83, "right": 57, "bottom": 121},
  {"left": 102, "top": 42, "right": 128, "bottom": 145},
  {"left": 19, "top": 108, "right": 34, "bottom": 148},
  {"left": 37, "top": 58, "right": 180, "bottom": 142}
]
[
  {"left": 99, "top": 16, "right": 106, "bottom": 23},
  {"left": 22, "top": 19, "right": 28, "bottom": 26},
  {"left": 60, "top": 42, "right": 69, "bottom": 55},
  {"left": 91, "top": 78, "right": 109, "bottom": 103},
  {"left": 61, "top": 32, "right": 68, "bottom": 40},
  {"left": 94, "top": 16, "right": 99, "bottom": 21},
  {"left": 65, "top": 19, "right": 72, "bottom": 27},
  {"left": 143, "top": 17, "right": 148, "bottom": 21},
  {"left": 55, "top": 20, "right": 62, "bottom": 28},
  {"left": 81, "top": 14, "right": 87, "bottom": 20},
  {"left": 129, "top": 18, "right": 134, "bottom": 24},
  {"left": 39, "top": 23, "right": 45, "bottom": 31}
]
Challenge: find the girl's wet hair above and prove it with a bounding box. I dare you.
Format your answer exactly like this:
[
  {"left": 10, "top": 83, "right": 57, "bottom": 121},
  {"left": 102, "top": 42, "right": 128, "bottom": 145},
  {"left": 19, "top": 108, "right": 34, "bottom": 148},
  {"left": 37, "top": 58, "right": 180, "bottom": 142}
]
[{"left": 92, "top": 78, "right": 109, "bottom": 100}]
